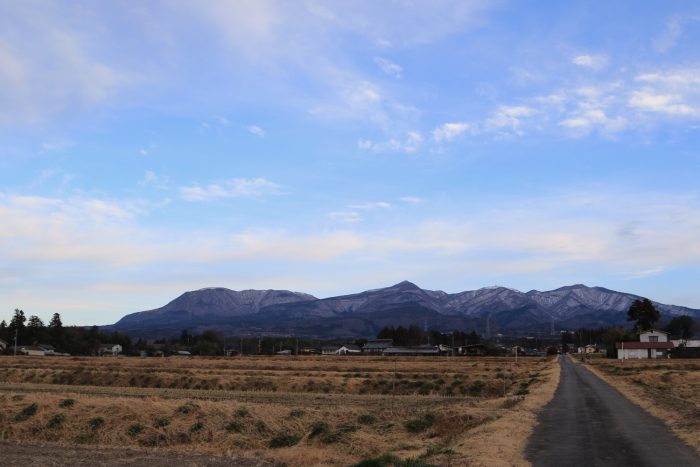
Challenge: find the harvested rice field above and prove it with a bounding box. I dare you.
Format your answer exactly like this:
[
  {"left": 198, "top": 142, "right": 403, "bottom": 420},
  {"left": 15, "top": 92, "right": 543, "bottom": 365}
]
[{"left": 0, "top": 355, "right": 559, "bottom": 466}]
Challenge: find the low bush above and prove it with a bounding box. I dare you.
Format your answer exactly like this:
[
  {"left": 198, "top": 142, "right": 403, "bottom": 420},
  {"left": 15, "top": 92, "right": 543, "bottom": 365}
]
[
  {"left": 190, "top": 421, "right": 204, "bottom": 433},
  {"left": 309, "top": 421, "right": 329, "bottom": 438},
  {"left": 15, "top": 403, "right": 38, "bottom": 422},
  {"left": 404, "top": 413, "right": 436, "bottom": 433},
  {"left": 269, "top": 433, "right": 301, "bottom": 448},
  {"left": 154, "top": 417, "right": 170, "bottom": 428},
  {"left": 127, "top": 423, "right": 144, "bottom": 436},
  {"left": 357, "top": 414, "right": 377, "bottom": 425},
  {"left": 47, "top": 413, "right": 66, "bottom": 428},
  {"left": 89, "top": 417, "right": 105, "bottom": 431},
  {"left": 58, "top": 399, "right": 75, "bottom": 408},
  {"left": 225, "top": 421, "right": 243, "bottom": 433}
]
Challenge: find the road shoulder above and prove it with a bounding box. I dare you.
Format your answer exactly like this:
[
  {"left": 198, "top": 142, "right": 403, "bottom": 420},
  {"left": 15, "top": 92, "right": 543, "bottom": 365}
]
[{"left": 452, "top": 356, "right": 561, "bottom": 466}]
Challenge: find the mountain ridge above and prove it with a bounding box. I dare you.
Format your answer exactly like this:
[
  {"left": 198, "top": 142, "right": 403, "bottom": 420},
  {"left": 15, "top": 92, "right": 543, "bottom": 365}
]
[{"left": 108, "top": 282, "right": 700, "bottom": 338}]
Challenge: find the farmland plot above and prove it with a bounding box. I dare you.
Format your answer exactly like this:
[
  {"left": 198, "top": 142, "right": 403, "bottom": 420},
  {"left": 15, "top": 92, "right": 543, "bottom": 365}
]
[{"left": 0, "top": 356, "right": 558, "bottom": 466}]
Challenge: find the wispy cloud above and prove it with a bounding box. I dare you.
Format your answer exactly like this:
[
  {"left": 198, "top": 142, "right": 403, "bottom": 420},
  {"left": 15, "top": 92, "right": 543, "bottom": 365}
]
[
  {"left": 374, "top": 57, "right": 403, "bottom": 78},
  {"left": 628, "top": 90, "right": 695, "bottom": 116},
  {"left": 571, "top": 54, "right": 608, "bottom": 70},
  {"left": 326, "top": 211, "right": 362, "bottom": 223},
  {"left": 180, "top": 178, "right": 281, "bottom": 202},
  {"left": 432, "top": 122, "right": 472, "bottom": 143},
  {"left": 247, "top": 125, "right": 265, "bottom": 137},
  {"left": 139, "top": 171, "right": 169, "bottom": 190},
  {"left": 400, "top": 196, "right": 423, "bottom": 204},
  {"left": 347, "top": 201, "right": 392, "bottom": 210},
  {"left": 358, "top": 131, "right": 423, "bottom": 153},
  {"left": 653, "top": 14, "right": 700, "bottom": 53},
  {"left": 485, "top": 105, "right": 535, "bottom": 135}
]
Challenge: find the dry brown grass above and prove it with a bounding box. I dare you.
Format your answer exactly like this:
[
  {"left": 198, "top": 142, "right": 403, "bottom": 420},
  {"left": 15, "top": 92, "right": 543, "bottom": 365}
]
[
  {"left": 0, "top": 355, "right": 558, "bottom": 465},
  {"left": 582, "top": 357, "right": 700, "bottom": 454}
]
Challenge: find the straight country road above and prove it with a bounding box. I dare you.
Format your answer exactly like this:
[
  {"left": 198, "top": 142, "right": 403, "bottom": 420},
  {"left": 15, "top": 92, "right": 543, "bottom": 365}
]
[{"left": 526, "top": 356, "right": 700, "bottom": 466}]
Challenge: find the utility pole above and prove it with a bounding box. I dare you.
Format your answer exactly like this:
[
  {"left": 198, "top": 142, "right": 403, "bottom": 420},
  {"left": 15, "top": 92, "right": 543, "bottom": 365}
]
[{"left": 14, "top": 327, "right": 18, "bottom": 356}]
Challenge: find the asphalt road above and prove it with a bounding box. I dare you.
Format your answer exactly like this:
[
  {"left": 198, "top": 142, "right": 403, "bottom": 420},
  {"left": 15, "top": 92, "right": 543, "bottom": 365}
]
[{"left": 526, "top": 356, "right": 700, "bottom": 466}]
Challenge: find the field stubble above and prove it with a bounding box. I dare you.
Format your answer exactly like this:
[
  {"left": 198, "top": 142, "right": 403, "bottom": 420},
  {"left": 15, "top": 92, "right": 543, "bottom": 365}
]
[{"left": 0, "top": 355, "right": 558, "bottom": 466}]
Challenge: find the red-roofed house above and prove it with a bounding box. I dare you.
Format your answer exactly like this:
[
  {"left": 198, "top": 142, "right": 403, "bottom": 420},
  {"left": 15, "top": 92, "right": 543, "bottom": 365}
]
[{"left": 616, "top": 329, "right": 674, "bottom": 360}]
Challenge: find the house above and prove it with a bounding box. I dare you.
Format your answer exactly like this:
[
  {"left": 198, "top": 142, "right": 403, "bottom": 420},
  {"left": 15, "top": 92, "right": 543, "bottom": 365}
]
[
  {"left": 37, "top": 344, "right": 56, "bottom": 355},
  {"left": 383, "top": 345, "right": 440, "bottom": 356},
  {"left": 321, "top": 344, "right": 361, "bottom": 355},
  {"left": 460, "top": 344, "right": 488, "bottom": 356},
  {"left": 0, "top": 338, "right": 7, "bottom": 351},
  {"left": 99, "top": 344, "right": 123, "bottom": 356},
  {"left": 174, "top": 350, "right": 191, "bottom": 356},
  {"left": 670, "top": 338, "right": 700, "bottom": 348},
  {"left": 577, "top": 344, "right": 598, "bottom": 354},
  {"left": 362, "top": 339, "right": 393, "bottom": 355},
  {"left": 335, "top": 344, "right": 361, "bottom": 355},
  {"left": 18, "top": 346, "right": 47, "bottom": 356},
  {"left": 616, "top": 329, "right": 674, "bottom": 360},
  {"left": 276, "top": 349, "right": 292, "bottom": 355},
  {"left": 321, "top": 345, "right": 340, "bottom": 355}
]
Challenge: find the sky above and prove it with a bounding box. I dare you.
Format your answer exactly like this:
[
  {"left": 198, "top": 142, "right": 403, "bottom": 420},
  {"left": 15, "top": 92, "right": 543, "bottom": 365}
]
[{"left": 2, "top": 1, "right": 700, "bottom": 326}]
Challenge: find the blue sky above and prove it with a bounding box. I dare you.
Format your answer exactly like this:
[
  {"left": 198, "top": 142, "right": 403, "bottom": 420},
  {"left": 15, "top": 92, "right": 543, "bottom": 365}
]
[{"left": 2, "top": 1, "right": 700, "bottom": 325}]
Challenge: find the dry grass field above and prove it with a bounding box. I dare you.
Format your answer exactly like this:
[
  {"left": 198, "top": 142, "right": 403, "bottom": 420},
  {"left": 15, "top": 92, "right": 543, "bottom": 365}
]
[
  {"left": 0, "top": 355, "right": 558, "bottom": 466},
  {"left": 584, "top": 358, "right": 700, "bottom": 454}
]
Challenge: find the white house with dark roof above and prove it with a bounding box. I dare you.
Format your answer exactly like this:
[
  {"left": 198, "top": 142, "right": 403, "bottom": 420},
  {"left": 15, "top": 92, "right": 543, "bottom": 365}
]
[{"left": 616, "top": 329, "right": 674, "bottom": 360}]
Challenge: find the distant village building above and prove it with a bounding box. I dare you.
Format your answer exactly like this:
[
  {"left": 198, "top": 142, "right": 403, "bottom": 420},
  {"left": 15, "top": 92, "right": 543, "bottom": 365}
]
[
  {"left": 321, "top": 344, "right": 362, "bottom": 355},
  {"left": 459, "top": 344, "right": 488, "bottom": 356},
  {"left": 383, "top": 345, "right": 440, "bottom": 356},
  {"left": 18, "top": 346, "right": 47, "bottom": 356},
  {"left": 670, "top": 338, "right": 700, "bottom": 348},
  {"left": 98, "top": 344, "right": 123, "bottom": 356},
  {"left": 616, "top": 329, "right": 674, "bottom": 360},
  {"left": 362, "top": 339, "right": 393, "bottom": 355},
  {"left": 0, "top": 338, "right": 8, "bottom": 351}
]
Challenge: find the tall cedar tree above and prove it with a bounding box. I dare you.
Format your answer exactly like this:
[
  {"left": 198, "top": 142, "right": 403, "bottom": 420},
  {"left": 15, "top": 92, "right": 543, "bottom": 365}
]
[{"left": 627, "top": 298, "right": 660, "bottom": 332}]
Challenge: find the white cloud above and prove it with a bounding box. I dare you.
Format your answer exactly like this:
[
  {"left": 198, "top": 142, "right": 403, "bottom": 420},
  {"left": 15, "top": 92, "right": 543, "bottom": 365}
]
[
  {"left": 140, "top": 171, "right": 169, "bottom": 190},
  {"left": 326, "top": 211, "right": 362, "bottom": 223},
  {"left": 358, "top": 131, "right": 423, "bottom": 153},
  {"left": 247, "top": 125, "right": 265, "bottom": 137},
  {"left": 347, "top": 202, "right": 392, "bottom": 210},
  {"left": 400, "top": 196, "right": 423, "bottom": 204},
  {"left": 628, "top": 90, "right": 695, "bottom": 116},
  {"left": 653, "top": 15, "right": 700, "bottom": 53},
  {"left": 0, "top": 5, "right": 128, "bottom": 126},
  {"left": 374, "top": 57, "right": 402, "bottom": 78},
  {"left": 180, "top": 178, "right": 281, "bottom": 202},
  {"left": 432, "top": 122, "right": 472, "bottom": 143},
  {"left": 485, "top": 105, "right": 535, "bottom": 135},
  {"left": 571, "top": 54, "right": 608, "bottom": 70}
]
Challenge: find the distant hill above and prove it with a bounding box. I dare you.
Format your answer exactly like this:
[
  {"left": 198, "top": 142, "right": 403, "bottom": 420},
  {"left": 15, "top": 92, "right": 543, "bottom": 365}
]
[{"left": 107, "top": 281, "right": 700, "bottom": 338}]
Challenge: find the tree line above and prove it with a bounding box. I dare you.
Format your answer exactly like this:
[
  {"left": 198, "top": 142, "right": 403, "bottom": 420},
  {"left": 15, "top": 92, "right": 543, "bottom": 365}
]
[
  {"left": 0, "top": 309, "right": 133, "bottom": 356},
  {"left": 376, "top": 325, "right": 481, "bottom": 347}
]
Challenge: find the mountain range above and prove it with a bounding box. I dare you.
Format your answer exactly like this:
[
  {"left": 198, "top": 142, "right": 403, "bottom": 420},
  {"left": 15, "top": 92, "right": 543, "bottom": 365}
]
[{"left": 107, "top": 281, "right": 700, "bottom": 339}]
